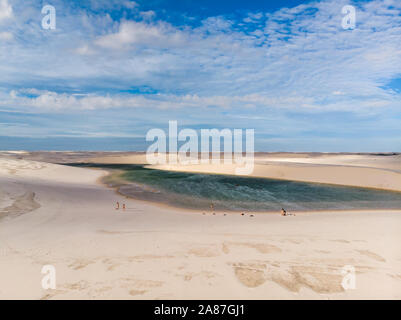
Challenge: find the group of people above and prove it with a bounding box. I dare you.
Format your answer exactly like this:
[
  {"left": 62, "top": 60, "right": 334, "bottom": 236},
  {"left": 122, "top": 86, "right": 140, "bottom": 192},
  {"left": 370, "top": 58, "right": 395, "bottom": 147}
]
[
  {"left": 115, "top": 200, "right": 291, "bottom": 216},
  {"left": 210, "top": 202, "right": 293, "bottom": 217},
  {"left": 115, "top": 202, "right": 126, "bottom": 210},
  {"left": 281, "top": 208, "right": 295, "bottom": 216}
]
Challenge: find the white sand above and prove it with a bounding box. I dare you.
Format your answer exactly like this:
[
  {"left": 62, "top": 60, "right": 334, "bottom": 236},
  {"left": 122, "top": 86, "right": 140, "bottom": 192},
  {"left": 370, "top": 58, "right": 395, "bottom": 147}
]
[{"left": 0, "top": 156, "right": 401, "bottom": 299}]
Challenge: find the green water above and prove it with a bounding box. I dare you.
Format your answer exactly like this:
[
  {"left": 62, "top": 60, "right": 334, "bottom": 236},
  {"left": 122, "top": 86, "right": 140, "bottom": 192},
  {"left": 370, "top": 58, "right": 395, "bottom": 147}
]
[{"left": 68, "top": 163, "right": 401, "bottom": 211}]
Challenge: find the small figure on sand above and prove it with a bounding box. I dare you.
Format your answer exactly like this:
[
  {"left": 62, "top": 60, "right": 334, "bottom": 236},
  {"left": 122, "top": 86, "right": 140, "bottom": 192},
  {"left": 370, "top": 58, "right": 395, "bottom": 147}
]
[
  {"left": 116, "top": 202, "right": 120, "bottom": 210},
  {"left": 280, "top": 208, "right": 295, "bottom": 216},
  {"left": 210, "top": 203, "right": 214, "bottom": 213},
  {"left": 122, "top": 204, "right": 126, "bottom": 211}
]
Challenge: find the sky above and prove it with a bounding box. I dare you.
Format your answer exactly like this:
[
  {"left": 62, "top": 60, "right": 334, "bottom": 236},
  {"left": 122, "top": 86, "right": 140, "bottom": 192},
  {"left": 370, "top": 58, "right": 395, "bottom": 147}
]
[{"left": 0, "top": 0, "right": 400, "bottom": 151}]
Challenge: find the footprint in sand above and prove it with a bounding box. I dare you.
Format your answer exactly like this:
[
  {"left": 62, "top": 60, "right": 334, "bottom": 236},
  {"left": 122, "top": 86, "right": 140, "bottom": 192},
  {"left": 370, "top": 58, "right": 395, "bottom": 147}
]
[
  {"left": 330, "top": 239, "right": 350, "bottom": 244},
  {"left": 120, "top": 278, "right": 164, "bottom": 297},
  {"left": 0, "top": 192, "right": 40, "bottom": 220},
  {"left": 269, "top": 265, "right": 344, "bottom": 294},
  {"left": 230, "top": 261, "right": 345, "bottom": 293},
  {"left": 178, "top": 271, "right": 217, "bottom": 282},
  {"left": 68, "top": 259, "right": 96, "bottom": 270},
  {"left": 187, "top": 246, "right": 221, "bottom": 258},
  {"left": 230, "top": 262, "right": 269, "bottom": 288},
  {"left": 387, "top": 273, "right": 401, "bottom": 281},
  {"left": 129, "top": 289, "right": 147, "bottom": 296},
  {"left": 63, "top": 280, "right": 91, "bottom": 290},
  {"left": 40, "top": 289, "right": 67, "bottom": 300},
  {"left": 357, "top": 250, "right": 386, "bottom": 262},
  {"left": 222, "top": 242, "right": 282, "bottom": 255}
]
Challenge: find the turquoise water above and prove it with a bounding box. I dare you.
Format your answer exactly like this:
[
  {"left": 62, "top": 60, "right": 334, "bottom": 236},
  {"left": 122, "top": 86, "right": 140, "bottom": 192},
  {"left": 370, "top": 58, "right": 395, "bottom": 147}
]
[{"left": 69, "top": 164, "right": 401, "bottom": 211}]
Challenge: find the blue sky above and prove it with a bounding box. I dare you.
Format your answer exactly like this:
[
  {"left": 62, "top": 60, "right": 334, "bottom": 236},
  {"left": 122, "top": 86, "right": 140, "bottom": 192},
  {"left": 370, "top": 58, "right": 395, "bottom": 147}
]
[{"left": 0, "top": 0, "right": 400, "bottom": 151}]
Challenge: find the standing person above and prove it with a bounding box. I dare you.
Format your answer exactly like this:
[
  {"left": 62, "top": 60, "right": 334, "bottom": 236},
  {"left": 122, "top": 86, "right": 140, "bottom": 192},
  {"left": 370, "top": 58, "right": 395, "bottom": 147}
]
[
  {"left": 122, "top": 204, "right": 126, "bottom": 211},
  {"left": 116, "top": 202, "right": 120, "bottom": 210}
]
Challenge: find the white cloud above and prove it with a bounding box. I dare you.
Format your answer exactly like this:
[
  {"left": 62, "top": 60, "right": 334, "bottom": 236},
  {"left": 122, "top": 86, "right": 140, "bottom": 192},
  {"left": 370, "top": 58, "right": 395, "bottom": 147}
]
[
  {"left": 140, "top": 10, "right": 156, "bottom": 21},
  {"left": 2, "top": 88, "right": 394, "bottom": 114},
  {"left": 74, "top": 44, "right": 95, "bottom": 55},
  {"left": 0, "top": 0, "right": 12, "bottom": 22},
  {"left": 0, "top": 31, "right": 12, "bottom": 40},
  {"left": 94, "top": 20, "right": 186, "bottom": 50},
  {"left": 0, "top": 0, "right": 399, "bottom": 150},
  {"left": 0, "top": 0, "right": 401, "bottom": 115},
  {"left": 124, "top": 1, "right": 138, "bottom": 9}
]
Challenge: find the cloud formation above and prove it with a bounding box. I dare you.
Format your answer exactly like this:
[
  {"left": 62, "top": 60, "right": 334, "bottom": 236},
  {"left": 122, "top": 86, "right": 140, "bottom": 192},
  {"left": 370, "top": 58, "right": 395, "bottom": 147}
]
[
  {"left": 0, "top": 0, "right": 400, "bottom": 150},
  {"left": 0, "top": 0, "right": 12, "bottom": 22}
]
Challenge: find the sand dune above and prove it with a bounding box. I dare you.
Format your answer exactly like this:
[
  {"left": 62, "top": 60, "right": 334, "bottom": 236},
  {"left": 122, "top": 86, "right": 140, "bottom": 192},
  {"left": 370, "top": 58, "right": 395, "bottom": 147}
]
[
  {"left": 45, "top": 151, "right": 400, "bottom": 192},
  {"left": 0, "top": 191, "right": 40, "bottom": 220},
  {"left": 146, "top": 153, "right": 401, "bottom": 192},
  {"left": 3, "top": 151, "right": 400, "bottom": 191},
  {"left": 0, "top": 155, "right": 401, "bottom": 299},
  {"left": 149, "top": 162, "right": 401, "bottom": 192}
]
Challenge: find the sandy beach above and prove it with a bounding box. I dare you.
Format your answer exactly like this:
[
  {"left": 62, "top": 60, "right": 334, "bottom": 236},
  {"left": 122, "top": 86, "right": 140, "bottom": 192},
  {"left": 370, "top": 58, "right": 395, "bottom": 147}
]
[{"left": 0, "top": 152, "right": 400, "bottom": 299}]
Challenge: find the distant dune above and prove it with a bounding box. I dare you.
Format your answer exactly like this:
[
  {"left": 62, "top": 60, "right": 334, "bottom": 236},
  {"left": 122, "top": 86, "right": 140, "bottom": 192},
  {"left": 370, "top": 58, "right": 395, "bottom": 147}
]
[
  {"left": 1, "top": 151, "right": 400, "bottom": 191},
  {"left": 82, "top": 152, "right": 401, "bottom": 192}
]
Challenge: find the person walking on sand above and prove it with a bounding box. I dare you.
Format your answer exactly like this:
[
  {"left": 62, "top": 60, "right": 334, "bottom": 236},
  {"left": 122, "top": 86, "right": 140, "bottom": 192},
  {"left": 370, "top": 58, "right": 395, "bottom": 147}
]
[
  {"left": 122, "top": 204, "right": 126, "bottom": 211},
  {"left": 116, "top": 202, "right": 120, "bottom": 210}
]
